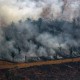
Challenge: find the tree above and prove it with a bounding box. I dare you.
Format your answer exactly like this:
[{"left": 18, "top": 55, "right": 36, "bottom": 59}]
[{"left": 11, "top": 52, "right": 15, "bottom": 62}]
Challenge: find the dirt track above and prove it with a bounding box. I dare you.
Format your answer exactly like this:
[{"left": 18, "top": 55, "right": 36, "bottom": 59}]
[{"left": 0, "top": 57, "right": 80, "bottom": 69}]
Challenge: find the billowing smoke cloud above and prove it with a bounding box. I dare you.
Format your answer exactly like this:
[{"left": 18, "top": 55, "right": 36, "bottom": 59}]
[
  {"left": 0, "top": 0, "right": 43, "bottom": 24},
  {"left": 0, "top": 0, "right": 80, "bottom": 62},
  {"left": 0, "top": 18, "right": 80, "bottom": 62},
  {"left": 0, "top": 0, "right": 80, "bottom": 25}
]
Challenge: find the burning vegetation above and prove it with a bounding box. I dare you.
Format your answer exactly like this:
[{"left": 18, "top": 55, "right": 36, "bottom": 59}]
[{"left": 0, "top": 17, "right": 80, "bottom": 62}]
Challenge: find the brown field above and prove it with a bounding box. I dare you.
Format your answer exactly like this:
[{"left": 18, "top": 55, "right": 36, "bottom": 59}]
[{"left": 0, "top": 57, "right": 80, "bottom": 69}]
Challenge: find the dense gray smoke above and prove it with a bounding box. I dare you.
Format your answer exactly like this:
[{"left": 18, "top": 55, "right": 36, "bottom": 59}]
[{"left": 0, "top": 18, "right": 80, "bottom": 62}]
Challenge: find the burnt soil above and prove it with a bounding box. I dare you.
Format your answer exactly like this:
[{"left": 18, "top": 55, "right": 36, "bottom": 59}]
[{"left": 0, "top": 62, "right": 80, "bottom": 80}]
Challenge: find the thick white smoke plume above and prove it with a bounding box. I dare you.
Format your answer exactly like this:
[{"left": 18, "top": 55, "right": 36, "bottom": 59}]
[{"left": 0, "top": 0, "right": 80, "bottom": 25}]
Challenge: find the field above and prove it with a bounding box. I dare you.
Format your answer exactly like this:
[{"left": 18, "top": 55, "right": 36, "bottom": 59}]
[
  {"left": 0, "top": 57, "right": 80, "bottom": 80},
  {"left": 0, "top": 62, "right": 80, "bottom": 80}
]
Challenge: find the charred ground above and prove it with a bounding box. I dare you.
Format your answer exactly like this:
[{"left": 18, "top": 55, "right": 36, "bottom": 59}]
[{"left": 0, "top": 62, "right": 80, "bottom": 80}]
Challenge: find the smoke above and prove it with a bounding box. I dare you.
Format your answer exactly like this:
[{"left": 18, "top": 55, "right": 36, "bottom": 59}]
[
  {"left": 0, "top": 18, "right": 80, "bottom": 62},
  {"left": 0, "top": 0, "right": 80, "bottom": 62},
  {"left": 0, "top": 0, "right": 80, "bottom": 25},
  {"left": 0, "top": 0, "right": 43, "bottom": 24}
]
